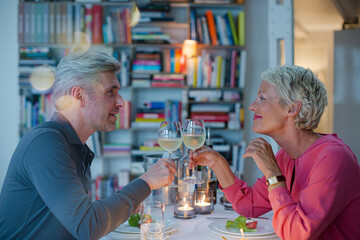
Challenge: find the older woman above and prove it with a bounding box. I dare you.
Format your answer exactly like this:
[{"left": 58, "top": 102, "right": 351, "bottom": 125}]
[{"left": 190, "top": 65, "right": 360, "bottom": 240}]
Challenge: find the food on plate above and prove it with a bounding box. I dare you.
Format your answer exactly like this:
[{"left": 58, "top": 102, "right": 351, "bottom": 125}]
[
  {"left": 128, "top": 213, "right": 154, "bottom": 227},
  {"left": 128, "top": 213, "right": 141, "bottom": 227},
  {"left": 226, "top": 215, "right": 258, "bottom": 232}
]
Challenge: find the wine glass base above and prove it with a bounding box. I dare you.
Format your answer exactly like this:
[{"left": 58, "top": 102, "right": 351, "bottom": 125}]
[{"left": 183, "top": 177, "right": 204, "bottom": 185}]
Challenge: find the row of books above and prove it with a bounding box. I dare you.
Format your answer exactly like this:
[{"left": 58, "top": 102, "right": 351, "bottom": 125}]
[
  {"left": 20, "top": 93, "right": 55, "bottom": 133},
  {"left": 190, "top": 9, "right": 245, "bottom": 46},
  {"left": 188, "top": 89, "right": 241, "bottom": 102},
  {"left": 115, "top": 101, "right": 131, "bottom": 129},
  {"left": 86, "top": 131, "right": 102, "bottom": 157},
  {"left": 187, "top": 49, "right": 246, "bottom": 88},
  {"left": 103, "top": 7, "right": 131, "bottom": 44},
  {"left": 18, "top": 3, "right": 105, "bottom": 44},
  {"left": 190, "top": 102, "right": 242, "bottom": 129},
  {"left": 113, "top": 50, "right": 131, "bottom": 87},
  {"left": 102, "top": 143, "right": 131, "bottom": 156},
  {"left": 131, "top": 100, "right": 182, "bottom": 128},
  {"left": 151, "top": 73, "right": 185, "bottom": 88},
  {"left": 91, "top": 172, "right": 129, "bottom": 200},
  {"left": 132, "top": 51, "right": 162, "bottom": 72}
]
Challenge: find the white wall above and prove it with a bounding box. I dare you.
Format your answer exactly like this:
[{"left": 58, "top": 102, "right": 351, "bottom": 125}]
[
  {"left": 242, "top": 0, "right": 271, "bottom": 185},
  {"left": 334, "top": 29, "right": 360, "bottom": 162},
  {"left": 0, "top": 0, "right": 18, "bottom": 191}
]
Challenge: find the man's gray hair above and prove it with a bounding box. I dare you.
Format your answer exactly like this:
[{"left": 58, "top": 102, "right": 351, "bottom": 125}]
[
  {"left": 53, "top": 51, "right": 121, "bottom": 110},
  {"left": 261, "top": 65, "right": 328, "bottom": 130}
]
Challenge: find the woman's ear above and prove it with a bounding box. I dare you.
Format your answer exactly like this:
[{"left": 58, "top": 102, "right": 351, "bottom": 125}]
[{"left": 287, "top": 100, "right": 302, "bottom": 117}]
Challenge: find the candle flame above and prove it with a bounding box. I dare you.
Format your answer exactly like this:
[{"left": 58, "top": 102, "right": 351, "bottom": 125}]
[
  {"left": 240, "top": 228, "right": 245, "bottom": 239},
  {"left": 184, "top": 203, "right": 189, "bottom": 208}
]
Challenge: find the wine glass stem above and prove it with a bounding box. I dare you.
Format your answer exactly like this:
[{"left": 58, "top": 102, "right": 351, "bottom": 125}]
[{"left": 188, "top": 148, "right": 196, "bottom": 178}]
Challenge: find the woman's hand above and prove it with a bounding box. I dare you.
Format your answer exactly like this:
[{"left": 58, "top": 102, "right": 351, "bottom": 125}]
[
  {"left": 243, "top": 137, "right": 283, "bottom": 179},
  {"left": 189, "top": 145, "right": 225, "bottom": 169},
  {"left": 190, "top": 146, "right": 235, "bottom": 189}
]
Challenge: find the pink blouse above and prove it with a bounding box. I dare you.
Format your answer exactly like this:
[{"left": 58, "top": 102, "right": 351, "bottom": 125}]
[{"left": 222, "top": 134, "right": 360, "bottom": 240}]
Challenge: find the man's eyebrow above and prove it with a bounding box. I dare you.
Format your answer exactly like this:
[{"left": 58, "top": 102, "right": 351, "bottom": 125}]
[{"left": 105, "top": 85, "right": 120, "bottom": 91}]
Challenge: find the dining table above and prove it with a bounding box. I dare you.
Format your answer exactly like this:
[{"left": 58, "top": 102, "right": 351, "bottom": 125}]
[{"left": 101, "top": 193, "right": 280, "bottom": 240}]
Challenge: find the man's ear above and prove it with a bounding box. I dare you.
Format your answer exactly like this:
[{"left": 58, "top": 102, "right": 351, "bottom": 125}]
[
  {"left": 287, "top": 100, "right": 301, "bottom": 117},
  {"left": 71, "top": 86, "right": 85, "bottom": 107}
]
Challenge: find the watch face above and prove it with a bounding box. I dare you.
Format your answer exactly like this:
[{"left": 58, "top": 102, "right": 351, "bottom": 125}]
[{"left": 266, "top": 176, "right": 285, "bottom": 186}]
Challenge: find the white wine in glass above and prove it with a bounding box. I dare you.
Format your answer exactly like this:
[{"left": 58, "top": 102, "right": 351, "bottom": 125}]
[
  {"left": 158, "top": 121, "right": 182, "bottom": 187},
  {"left": 181, "top": 119, "right": 206, "bottom": 184}
]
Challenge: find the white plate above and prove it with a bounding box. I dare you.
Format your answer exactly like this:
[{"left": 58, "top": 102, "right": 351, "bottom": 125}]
[
  {"left": 208, "top": 218, "right": 275, "bottom": 237},
  {"left": 114, "top": 219, "right": 177, "bottom": 235},
  {"left": 209, "top": 229, "right": 279, "bottom": 240}
]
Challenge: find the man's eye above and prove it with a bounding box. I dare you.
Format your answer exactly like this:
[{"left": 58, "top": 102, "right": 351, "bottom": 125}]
[
  {"left": 259, "top": 96, "right": 265, "bottom": 101},
  {"left": 107, "top": 91, "right": 114, "bottom": 96}
]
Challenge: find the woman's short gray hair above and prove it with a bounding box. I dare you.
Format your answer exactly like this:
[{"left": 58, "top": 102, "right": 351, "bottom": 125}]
[
  {"left": 261, "top": 65, "right": 328, "bottom": 130},
  {"left": 53, "top": 51, "right": 121, "bottom": 110}
]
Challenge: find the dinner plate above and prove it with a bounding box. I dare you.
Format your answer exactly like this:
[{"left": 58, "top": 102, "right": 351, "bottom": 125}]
[
  {"left": 114, "top": 219, "right": 177, "bottom": 235},
  {"left": 208, "top": 218, "right": 275, "bottom": 237},
  {"left": 209, "top": 229, "right": 279, "bottom": 240}
]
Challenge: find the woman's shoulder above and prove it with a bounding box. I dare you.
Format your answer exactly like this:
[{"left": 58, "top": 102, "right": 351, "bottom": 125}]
[{"left": 311, "top": 133, "right": 357, "bottom": 165}]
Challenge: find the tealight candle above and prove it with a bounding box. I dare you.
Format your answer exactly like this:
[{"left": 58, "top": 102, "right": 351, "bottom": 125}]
[
  {"left": 174, "top": 191, "right": 196, "bottom": 219},
  {"left": 195, "top": 190, "right": 214, "bottom": 214},
  {"left": 177, "top": 204, "right": 194, "bottom": 211}
]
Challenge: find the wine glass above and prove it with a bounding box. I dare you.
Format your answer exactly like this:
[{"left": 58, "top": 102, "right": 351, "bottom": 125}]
[
  {"left": 181, "top": 119, "right": 206, "bottom": 184},
  {"left": 140, "top": 201, "right": 165, "bottom": 240},
  {"left": 158, "top": 121, "right": 182, "bottom": 187}
]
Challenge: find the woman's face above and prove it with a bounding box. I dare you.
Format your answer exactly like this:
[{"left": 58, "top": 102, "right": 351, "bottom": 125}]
[{"left": 249, "top": 80, "right": 289, "bottom": 136}]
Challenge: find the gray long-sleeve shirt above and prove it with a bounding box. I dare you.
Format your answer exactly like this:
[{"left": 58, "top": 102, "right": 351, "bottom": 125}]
[{"left": 0, "top": 112, "right": 151, "bottom": 239}]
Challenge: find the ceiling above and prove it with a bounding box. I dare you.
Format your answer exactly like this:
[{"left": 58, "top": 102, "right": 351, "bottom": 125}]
[{"left": 294, "top": 0, "right": 344, "bottom": 38}]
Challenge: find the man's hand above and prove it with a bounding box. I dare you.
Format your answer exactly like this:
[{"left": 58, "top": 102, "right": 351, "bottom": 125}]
[
  {"left": 139, "top": 159, "right": 176, "bottom": 190},
  {"left": 243, "top": 137, "right": 282, "bottom": 179}
]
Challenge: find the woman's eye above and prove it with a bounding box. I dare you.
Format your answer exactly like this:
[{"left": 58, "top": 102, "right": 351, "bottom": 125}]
[
  {"left": 107, "top": 91, "right": 114, "bottom": 96},
  {"left": 259, "top": 96, "right": 265, "bottom": 101}
]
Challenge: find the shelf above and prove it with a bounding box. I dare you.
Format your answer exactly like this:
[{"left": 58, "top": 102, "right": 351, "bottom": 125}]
[
  {"left": 188, "top": 100, "right": 241, "bottom": 104},
  {"left": 19, "top": 43, "right": 244, "bottom": 50},
  {"left": 131, "top": 149, "right": 163, "bottom": 156},
  {"left": 102, "top": 154, "right": 131, "bottom": 159}
]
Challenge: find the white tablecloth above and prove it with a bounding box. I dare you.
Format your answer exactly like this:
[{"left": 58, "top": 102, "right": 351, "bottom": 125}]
[{"left": 102, "top": 194, "right": 280, "bottom": 240}]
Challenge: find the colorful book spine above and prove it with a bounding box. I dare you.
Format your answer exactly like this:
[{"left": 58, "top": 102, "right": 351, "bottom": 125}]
[
  {"left": 227, "top": 12, "right": 238, "bottom": 45},
  {"left": 205, "top": 10, "right": 218, "bottom": 45},
  {"left": 238, "top": 11, "right": 245, "bottom": 46},
  {"left": 84, "top": 4, "right": 93, "bottom": 43},
  {"left": 92, "top": 5, "right": 103, "bottom": 44}
]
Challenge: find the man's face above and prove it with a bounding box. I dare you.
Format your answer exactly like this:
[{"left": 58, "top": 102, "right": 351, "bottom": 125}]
[{"left": 83, "top": 71, "right": 124, "bottom": 132}]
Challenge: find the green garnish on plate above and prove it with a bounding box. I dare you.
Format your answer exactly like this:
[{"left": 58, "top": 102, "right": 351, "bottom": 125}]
[{"left": 226, "top": 215, "right": 257, "bottom": 232}]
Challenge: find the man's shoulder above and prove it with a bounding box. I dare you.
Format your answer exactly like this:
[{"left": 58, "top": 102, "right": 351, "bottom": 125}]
[{"left": 21, "top": 121, "right": 67, "bottom": 146}]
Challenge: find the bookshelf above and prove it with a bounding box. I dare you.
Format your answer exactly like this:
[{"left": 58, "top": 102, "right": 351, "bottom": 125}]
[{"left": 18, "top": 0, "right": 246, "bottom": 199}]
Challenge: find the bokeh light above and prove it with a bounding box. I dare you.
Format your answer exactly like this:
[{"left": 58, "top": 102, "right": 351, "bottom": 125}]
[
  {"left": 72, "top": 31, "right": 91, "bottom": 53},
  {"left": 129, "top": 2, "right": 140, "bottom": 27},
  {"left": 29, "top": 65, "right": 55, "bottom": 91}
]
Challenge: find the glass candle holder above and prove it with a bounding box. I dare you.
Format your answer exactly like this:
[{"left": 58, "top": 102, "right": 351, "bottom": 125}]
[
  {"left": 174, "top": 190, "right": 196, "bottom": 219},
  {"left": 195, "top": 189, "right": 214, "bottom": 214}
]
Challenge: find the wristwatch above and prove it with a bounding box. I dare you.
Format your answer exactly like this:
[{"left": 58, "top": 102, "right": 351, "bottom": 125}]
[{"left": 266, "top": 175, "right": 286, "bottom": 187}]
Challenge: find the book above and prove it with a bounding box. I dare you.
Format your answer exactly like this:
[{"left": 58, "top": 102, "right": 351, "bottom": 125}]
[
  {"left": 18, "top": 3, "right": 24, "bottom": 43},
  {"left": 205, "top": 10, "right": 218, "bottom": 45},
  {"left": 226, "top": 12, "right": 238, "bottom": 45},
  {"left": 238, "top": 11, "right": 245, "bottom": 46},
  {"left": 201, "top": 16, "right": 210, "bottom": 45},
  {"left": 92, "top": 5, "right": 103, "bottom": 44},
  {"left": 238, "top": 51, "right": 247, "bottom": 88},
  {"left": 190, "top": 114, "right": 230, "bottom": 122},
  {"left": 84, "top": 4, "right": 93, "bottom": 43},
  {"left": 136, "top": 113, "right": 165, "bottom": 119}
]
